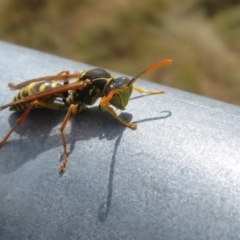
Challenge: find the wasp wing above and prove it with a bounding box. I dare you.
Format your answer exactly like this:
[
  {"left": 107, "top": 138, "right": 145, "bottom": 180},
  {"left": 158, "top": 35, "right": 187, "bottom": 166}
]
[
  {"left": 0, "top": 80, "right": 91, "bottom": 110},
  {"left": 8, "top": 72, "right": 81, "bottom": 90}
]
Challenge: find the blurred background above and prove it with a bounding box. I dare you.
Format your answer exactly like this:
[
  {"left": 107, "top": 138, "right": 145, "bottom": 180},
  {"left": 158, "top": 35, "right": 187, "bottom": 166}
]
[{"left": 0, "top": 0, "right": 240, "bottom": 105}]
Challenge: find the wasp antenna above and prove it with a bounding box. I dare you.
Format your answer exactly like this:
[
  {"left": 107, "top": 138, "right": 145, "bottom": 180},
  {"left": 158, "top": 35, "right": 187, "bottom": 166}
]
[{"left": 128, "top": 59, "right": 172, "bottom": 86}]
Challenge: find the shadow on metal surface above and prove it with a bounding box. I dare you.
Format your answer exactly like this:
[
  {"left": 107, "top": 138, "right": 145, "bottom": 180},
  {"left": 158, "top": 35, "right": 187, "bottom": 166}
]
[
  {"left": 0, "top": 106, "right": 171, "bottom": 174},
  {"left": 98, "top": 132, "right": 123, "bottom": 222}
]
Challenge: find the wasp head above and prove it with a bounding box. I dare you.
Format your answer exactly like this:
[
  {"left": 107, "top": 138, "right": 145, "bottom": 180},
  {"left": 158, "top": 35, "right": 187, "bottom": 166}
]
[{"left": 105, "top": 77, "right": 133, "bottom": 110}]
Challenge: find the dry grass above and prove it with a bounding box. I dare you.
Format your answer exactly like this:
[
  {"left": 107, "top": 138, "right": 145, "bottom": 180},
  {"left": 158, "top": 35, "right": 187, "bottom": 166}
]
[{"left": 0, "top": 0, "right": 240, "bottom": 105}]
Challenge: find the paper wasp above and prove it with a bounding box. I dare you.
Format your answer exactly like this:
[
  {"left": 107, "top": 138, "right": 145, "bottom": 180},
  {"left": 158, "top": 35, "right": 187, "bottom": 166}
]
[{"left": 0, "top": 59, "right": 172, "bottom": 172}]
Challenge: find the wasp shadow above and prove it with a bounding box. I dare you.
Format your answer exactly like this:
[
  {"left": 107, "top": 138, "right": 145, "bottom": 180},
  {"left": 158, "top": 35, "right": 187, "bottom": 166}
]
[
  {"left": 0, "top": 107, "right": 171, "bottom": 177},
  {"left": 97, "top": 110, "right": 171, "bottom": 222},
  {"left": 0, "top": 107, "right": 132, "bottom": 174},
  {"left": 98, "top": 132, "right": 123, "bottom": 222},
  {"left": 0, "top": 105, "right": 172, "bottom": 222}
]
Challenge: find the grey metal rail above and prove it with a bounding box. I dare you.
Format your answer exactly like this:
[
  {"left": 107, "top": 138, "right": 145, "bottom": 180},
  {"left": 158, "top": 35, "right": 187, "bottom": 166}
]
[{"left": 0, "top": 41, "right": 240, "bottom": 240}]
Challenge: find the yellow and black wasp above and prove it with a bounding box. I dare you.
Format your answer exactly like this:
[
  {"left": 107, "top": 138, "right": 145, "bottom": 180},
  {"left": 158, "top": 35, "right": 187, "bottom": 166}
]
[{"left": 0, "top": 59, "right": 172, "bottom": 172}]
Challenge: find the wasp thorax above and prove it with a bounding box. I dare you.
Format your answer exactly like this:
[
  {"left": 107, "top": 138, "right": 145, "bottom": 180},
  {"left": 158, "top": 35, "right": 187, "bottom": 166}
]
[{"left": 80, "top": 69, "right": 112, "bottom": 81}]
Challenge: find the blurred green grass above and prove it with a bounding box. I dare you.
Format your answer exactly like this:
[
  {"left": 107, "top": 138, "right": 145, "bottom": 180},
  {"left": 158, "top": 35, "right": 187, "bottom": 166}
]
[{"left": 0, "top": 0, "right": 240, "bottom": 105}]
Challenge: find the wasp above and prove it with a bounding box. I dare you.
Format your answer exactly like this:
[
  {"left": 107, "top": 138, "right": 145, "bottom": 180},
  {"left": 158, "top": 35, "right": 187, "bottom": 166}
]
[{"left": 0, "top": 59, "right": 172, "bottom": 172}]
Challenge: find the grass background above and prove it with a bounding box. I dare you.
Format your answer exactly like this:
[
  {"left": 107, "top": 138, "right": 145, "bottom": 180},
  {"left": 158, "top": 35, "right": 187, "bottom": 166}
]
[{"left": 0, "top": 0, "right": 240, "bottom": 105}]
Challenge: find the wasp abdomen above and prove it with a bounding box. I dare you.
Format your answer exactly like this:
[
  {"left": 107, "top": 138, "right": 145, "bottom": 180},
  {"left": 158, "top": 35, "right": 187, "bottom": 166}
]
[{"left": 10, "top": 81, "right": 62, "bottom": 111}]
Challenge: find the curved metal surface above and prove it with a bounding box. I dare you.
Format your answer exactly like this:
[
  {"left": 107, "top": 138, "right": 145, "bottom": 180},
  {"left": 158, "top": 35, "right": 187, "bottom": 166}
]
[{"left": 0, "top": 41, "right": 240, "bottom": 240}]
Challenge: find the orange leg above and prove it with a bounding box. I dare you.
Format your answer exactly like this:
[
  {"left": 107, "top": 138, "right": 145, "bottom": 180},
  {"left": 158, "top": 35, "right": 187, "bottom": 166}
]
[
  {"left": 0, "top": 99, "right": 78, "bottom": 172},
  {"left": 56, "top": 70, "right": 70, "bottom": 85},
  {"left": 100, "top": 90, "right": 137, "bottom": 130},
  {"left": 58, "top": 104, "right": 77, "bottom": 173},
  {"left": 0, "top": 100, "right": 63, "bottom": 147},
  {"left": 100, "top": 103, "right": 137, "bottom": 129},
  {"left": 133, "top": 86, "right": 165, "bottom": 95},
  {"left": 56, "top": 70, "right": 80, "bottom": 76},
  {"left": 56, "top": 70, "right": 70, "bottom": 76}
]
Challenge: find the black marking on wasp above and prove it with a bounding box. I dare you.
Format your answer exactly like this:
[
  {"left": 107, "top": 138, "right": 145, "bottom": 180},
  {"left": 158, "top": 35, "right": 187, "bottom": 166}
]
[{"left": 0, "top": 59, "right": 172, "bottom": 172}]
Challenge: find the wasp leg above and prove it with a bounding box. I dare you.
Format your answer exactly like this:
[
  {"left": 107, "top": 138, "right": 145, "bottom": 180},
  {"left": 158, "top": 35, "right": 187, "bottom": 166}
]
[
  {"left": 0, "top": 101, "right": 64, "bottom": 147},
  {"left": 56, "top": 70, "right": 70, "bottom": 75},
  {"left": 56, "top": 70, "right": 71, "bottom": 85},
  {"left": 56, "top": 70, "right": 80, "bottom": 76},
  {"left": 133, "top": 86, "right": 165, "bottom": 95},
  {"left": 58, "top": 104, "right": 78, "bottom": 173},
  {"left": 101, "top": 104, "right": 137, "bottom": 129},
  {"left": 100, "top": 90, "right": 137, "bottom": 130}
]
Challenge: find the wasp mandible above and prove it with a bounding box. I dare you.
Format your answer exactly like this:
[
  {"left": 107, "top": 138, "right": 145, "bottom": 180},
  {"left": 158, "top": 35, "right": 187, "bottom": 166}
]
[{"left": 0, "top": 59, "right": 172, "bottom": 172}]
